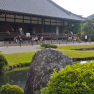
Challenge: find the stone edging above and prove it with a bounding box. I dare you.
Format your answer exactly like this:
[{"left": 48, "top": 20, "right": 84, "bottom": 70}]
[{"left": 6, "top": 63, "right": 30, "bottom": 71}]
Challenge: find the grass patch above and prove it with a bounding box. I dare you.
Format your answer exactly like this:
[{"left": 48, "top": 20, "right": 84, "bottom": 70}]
[
  {"left": 6, "top": 66, "right": 29, "bottom": 73},
  {"left": 36, "top": 46, "right": 45, "bottom": 49},
  {"left": 3, "top": 52, "right": 35, "bottom": 67},
  {"left": 36, "top": 44, "right": 94, "bottom": 59},
  {"left": 56, "top": 45, "right": 94, "bottom": 58}
]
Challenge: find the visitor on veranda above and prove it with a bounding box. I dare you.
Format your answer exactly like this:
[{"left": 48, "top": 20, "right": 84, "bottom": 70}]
[{"left": 32, "top": 28, "right": 36, "bottom": 35}]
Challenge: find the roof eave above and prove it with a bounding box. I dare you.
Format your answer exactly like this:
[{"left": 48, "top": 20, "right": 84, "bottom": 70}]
[{"left": 0, "top": 9, "right": 87, "bottom": 22}]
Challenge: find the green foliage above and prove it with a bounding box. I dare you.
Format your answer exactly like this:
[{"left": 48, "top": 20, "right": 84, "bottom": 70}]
[
  {"left": 41, "top": 62, "right": 94, "bottom": 94},
  {"left": 88, "top": 14, "right": 94, "bottom": 20},
  {"left": 0, "top": 54, "right": 8, "bottom": 65},
  {"left": 69, "top": 23, "right": 81, "bottom": 35},
  {"left": 83, "top": 17, "right": 94, "bottom": 35},
  {"left": 0, "top": 54, "right": 8, "bottom": 72},
  {"left": 41, "top": 43, "right": 57, "bottom": 48},
  {"left": 0, "top": 61, "right": 5, "bottom": 72},
  {"left": 0, "top": 84, "right": 24, "bottom": 94}
]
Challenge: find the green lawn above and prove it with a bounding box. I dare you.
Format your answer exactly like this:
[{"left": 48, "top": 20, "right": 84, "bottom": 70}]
[
  {"left": 57, "top": 45, "right": 94, "bottom": 58},
  {"left": 3, "top": 52, "right": 35, "bottom": 66},
  {"left": 3, "top": 44, "right": 94, "bottom": 67}
]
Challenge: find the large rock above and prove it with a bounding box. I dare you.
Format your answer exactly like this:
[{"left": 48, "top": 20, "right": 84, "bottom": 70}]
[{"left": 24, "top": 48, "right": 73, "bottom": 94}]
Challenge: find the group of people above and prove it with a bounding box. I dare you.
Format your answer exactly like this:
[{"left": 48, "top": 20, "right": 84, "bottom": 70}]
[
  {"left": 68, "top": 36, "right": 80, "bottom": 42},
  {"left": 85, "top": 35, "right": 91, "bottom": 43},
  {"left": 31, "top": 36, "right": 45, "bottom": 43},
  {"left": 13, "top": 35, "right": 22, "bottom": 44}
]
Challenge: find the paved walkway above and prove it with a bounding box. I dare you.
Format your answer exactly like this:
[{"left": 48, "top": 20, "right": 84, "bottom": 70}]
[{"left": 0, "top": 42, "right": 94, "bottom": 54}]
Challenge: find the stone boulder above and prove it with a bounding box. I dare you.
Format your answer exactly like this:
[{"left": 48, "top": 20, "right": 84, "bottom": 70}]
[{"left": 24, "top": 48, "right": 73, "bottom": 94}]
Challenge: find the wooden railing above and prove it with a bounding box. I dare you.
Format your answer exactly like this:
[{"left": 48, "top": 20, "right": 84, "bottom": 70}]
[{"left": 0, "top": 32, "right": 77, "bottom": 41}]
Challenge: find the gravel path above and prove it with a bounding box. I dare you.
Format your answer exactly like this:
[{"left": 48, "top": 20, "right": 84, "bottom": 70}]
[
  {"left": 0, "top": 42, "right": 94, "bottom": 54},
  {"left": 0, "top": 45, "right": 41, "bottom": 54}
]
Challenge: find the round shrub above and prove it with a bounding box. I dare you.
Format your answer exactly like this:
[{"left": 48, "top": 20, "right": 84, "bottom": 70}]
[
  {"left": 41, "top": 43, "right": 47, "bottom": 47},
  {"left": 41, "top": 43, "right": 57, "bottom": 48},
  {"left": 0, "top": 84, "right": 24, "bottom": 94},
  {"left": 51, "top": 44, "right": 57, "bottom": 48},
  {"left": 0, "top": 54, "right": 8, "bottom": 65},
  {"left": 0, "top": 61, "right": 5, "bottom": 68},
  {"left": 41, "top": 63, "right": 94, "bottom": 94},
  {"left": 0, "top": 54, "right": 8, "bottom": 72}
]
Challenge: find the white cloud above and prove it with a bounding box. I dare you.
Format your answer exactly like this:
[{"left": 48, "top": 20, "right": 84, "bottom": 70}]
[{"left": 52, "top": 0, "right": 94, "bottom": 17}]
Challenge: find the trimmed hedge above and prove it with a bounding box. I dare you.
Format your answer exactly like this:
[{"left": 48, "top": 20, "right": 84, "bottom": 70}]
[
  {"left": 41, "top": 62, "right": 94, "bottom": 94},
  {"left": 41, "top": 43, "right": 57, "bottom": 48},
  {"left": 0, "top": 84, "right": 24, "bottom": 94}
]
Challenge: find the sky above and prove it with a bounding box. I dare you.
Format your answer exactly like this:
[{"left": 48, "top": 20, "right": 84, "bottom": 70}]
[{"left": 52, "top": 0, "right": 94, "bottom": 17}]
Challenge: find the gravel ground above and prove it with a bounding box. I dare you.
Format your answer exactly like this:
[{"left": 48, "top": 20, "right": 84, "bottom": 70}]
[{"left": 0, "top": 42, "right": 94, "bottom": 54}]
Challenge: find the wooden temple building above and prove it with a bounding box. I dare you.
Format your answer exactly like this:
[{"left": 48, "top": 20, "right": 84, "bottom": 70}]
[{"left": 0, "top": 0, "right": 88, "bottom": 41}]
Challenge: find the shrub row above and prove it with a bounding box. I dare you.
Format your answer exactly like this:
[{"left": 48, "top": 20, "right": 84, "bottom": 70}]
[
  {"left": 41, "top": 43, "right": 57, "bottom": 48},
  {"left": 41, "top": 62, "right": 94, "bottom": 94},
  {"left": 0, "top": 84, "right": 24, "bottom": 94}
]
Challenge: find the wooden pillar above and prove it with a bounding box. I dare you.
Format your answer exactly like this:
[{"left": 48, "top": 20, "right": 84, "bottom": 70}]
[
  {"left": 14, "top": 14, "right": 16, "bottom": 22},
  {"left": 63, "top": 22, "right": 65, "bottom": 36},
  {"left": 23, "top": 15, "right": 24, "bottom": 31},
  {"left": 5, "top": 13, "right": 6, "bottom": 22},
  {"left": 30, "top": 16, "right": 32, "bottom": 23},
  {"left": 81, "top": 22, "right": 82, "bottom": 42},
  {"left": 50, "top": 18, "right": 51, "bottom": 33},
  {"left": 23, "top": 15, "right": 24, "bottom": 23},
  {"left": 68, "top": 22, "right": 69, "bottom": 36},
  {"left": 50, "top": 18, "right": 52, "bottom": 44},
  {"left": 42, "top": 18, "right": 44, "bottom": 35}
]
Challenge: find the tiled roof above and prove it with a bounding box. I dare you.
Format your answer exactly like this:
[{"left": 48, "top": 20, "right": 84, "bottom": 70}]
[{"left": 0, "top": 0, "right": 87, "bottom": 22}]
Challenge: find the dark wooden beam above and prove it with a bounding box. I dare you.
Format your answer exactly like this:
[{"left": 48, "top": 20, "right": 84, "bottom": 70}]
[
  {"left": 63, "top": 21, "right": 65, "bottom": 36},
  {"left": 14, "top": 15, "right": 16, "bottom": 22},
  {"left": 30, "top": 16, "right": 32, "bottom": 23},
  {"left": 23, "top": 15, "right": 24, "bottom": 23},
  {"left": 42, "top": 18, "right": 44, "bottom": 34},
  {"left": 5, "top": 13, "right": 6, "bottom": 22},
  {"left": 68, "top": 22, "right": 69, "bottom": 36}
]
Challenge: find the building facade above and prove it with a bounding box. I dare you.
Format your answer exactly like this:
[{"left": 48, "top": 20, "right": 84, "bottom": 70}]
[{"left": 0, "top": 0, "right": 87, "bottom": 37}]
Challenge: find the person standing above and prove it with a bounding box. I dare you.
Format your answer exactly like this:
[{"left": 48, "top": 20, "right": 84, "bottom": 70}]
[
  {"left": 88, "top": 35, "right": 91, "bottom": 43},
  {"left": 32, "top": 28, "right": 36, "bottom": 35},
  {"left": 85, "top": 35, "right": 87, "bottom": 42},
  {"left": 18, "top": 27, "right": 22, "bottom": 34}
]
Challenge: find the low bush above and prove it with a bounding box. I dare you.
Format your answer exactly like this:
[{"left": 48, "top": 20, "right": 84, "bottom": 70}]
[
  {"left": 0, "top": 54, "right": 8, "bottom": 72},
  {"left": 41, "top": 62, "right": 94, "bottom": 94},
  {"left": 0, "top": 84, "right": 24, "bottom": 94},
  {"left": 41, "top": 43, "right": 57, "bottom": 48},
  {"left": 0, "top": 54, "right": 8, "bottom": 65}
]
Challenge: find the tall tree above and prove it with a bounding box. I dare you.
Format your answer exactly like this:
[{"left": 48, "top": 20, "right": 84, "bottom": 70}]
[
  {"left": 69, "top": 23, "right": 81, "bottom": 36},
  {"left": 83, "top": 17, "right": 94, "bottom": 35}
]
